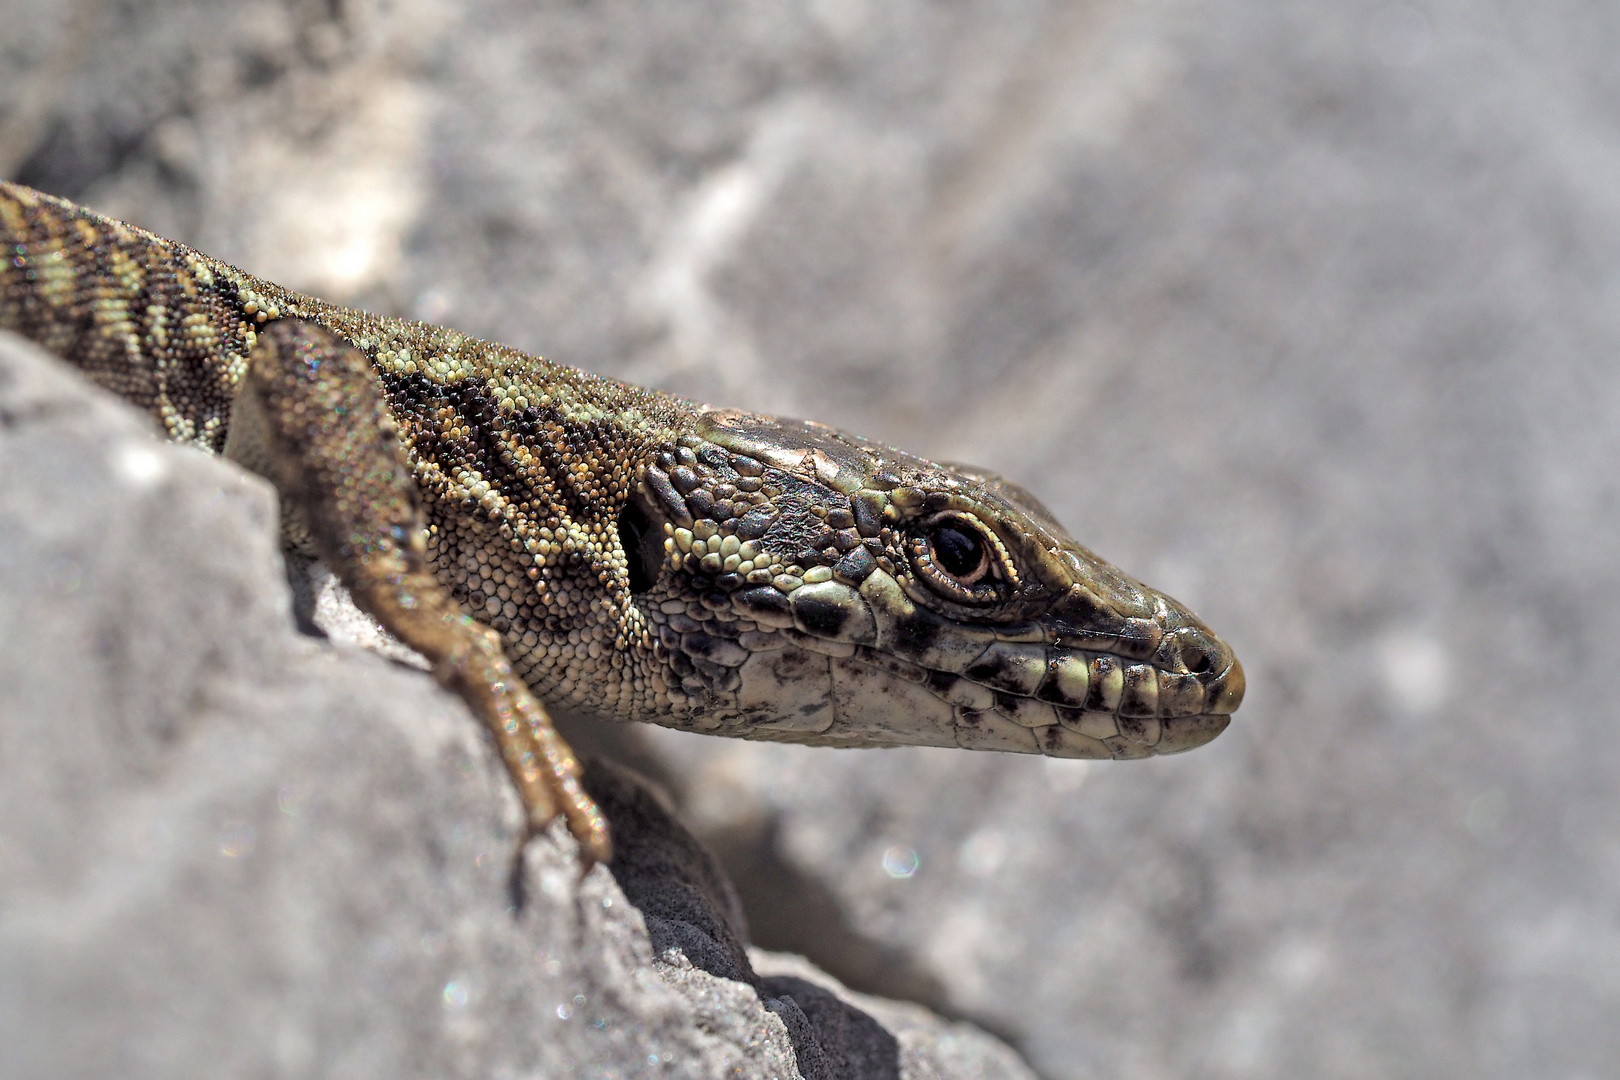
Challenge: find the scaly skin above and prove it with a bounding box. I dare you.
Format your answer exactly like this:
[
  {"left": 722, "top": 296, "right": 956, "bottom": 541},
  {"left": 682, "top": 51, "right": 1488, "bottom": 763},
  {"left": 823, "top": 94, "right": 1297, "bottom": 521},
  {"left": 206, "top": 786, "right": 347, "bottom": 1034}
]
[{"left": 0, "top": 182, "right": 1243, "bottom": 854}]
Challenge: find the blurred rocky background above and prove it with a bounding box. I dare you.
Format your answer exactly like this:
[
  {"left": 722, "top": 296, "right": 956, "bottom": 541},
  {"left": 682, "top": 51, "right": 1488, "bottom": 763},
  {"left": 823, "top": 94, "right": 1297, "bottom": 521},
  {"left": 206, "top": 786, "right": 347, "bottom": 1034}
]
[{"left": 3, "top": 1, "right": 1618, "bottom": 1077}]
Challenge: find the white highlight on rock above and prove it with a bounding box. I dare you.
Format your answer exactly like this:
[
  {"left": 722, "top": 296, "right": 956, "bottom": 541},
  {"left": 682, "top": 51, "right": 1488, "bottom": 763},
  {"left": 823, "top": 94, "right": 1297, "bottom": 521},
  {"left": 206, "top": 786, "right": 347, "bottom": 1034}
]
[
  {"left": 1040, "top": 756, "right": 1091, "bottom": 794},
  {"left": 232, "top": 76, "right": 429, "bottom": 298},
  {"left": 1268, "top": 936, "right": 1331, "bottom": 990},
  {"left": 634, "top": 100, "right": 810, "bottom": 399},
  {"left": 1375, "top": 627, "right": 1451, "bottom": 717},
  {"left": 957, "top": 827, "right": 1007, "bottom": 878},
  {"left": 111, "top": 442, "right": 169, "bottom": 488}
]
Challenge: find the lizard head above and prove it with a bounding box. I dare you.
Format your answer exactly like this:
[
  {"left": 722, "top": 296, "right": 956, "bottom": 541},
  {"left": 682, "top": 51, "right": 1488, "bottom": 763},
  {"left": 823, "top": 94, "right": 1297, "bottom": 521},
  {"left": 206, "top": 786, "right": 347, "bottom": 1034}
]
[{"left": 622, "top": 409, "right": 1243, "bottom": 759}]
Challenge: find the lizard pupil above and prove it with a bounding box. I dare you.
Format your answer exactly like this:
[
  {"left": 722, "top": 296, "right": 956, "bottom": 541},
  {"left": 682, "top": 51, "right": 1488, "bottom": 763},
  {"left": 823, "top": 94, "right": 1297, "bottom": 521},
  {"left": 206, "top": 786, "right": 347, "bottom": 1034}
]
[{"left": 930, "top": 524, "right": 984, "bottom": 579}]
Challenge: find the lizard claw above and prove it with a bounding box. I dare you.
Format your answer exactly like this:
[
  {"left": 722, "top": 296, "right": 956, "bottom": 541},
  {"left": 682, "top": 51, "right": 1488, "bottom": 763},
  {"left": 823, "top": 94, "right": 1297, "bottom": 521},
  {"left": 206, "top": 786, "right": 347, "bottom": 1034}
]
[{"left": 523, "top": 725, "right": 612, "bottom": 869}]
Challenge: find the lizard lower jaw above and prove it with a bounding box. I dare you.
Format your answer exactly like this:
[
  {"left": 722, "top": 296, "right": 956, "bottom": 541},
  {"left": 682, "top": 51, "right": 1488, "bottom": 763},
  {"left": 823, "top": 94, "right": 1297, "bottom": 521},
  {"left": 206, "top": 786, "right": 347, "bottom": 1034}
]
[
  {"left": 657, "top": 567, "right": 1243, "bottom": 760},
  {"left": 849, "top": 647, "right": 1239, "bottom": 760},
  {"left": 721, "top": 642, "right": 1239, "bottom": 760}
]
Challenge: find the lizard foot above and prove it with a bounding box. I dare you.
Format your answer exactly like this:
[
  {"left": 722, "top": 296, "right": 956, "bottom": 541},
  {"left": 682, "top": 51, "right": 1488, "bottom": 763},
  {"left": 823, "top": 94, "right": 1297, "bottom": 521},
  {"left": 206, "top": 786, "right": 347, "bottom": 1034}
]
[
  {"left": 434, "top": 615, "right": 612, "bottom": 865},
  {"left": 228, "top": 319, "right": 612, "bottom": 864}
]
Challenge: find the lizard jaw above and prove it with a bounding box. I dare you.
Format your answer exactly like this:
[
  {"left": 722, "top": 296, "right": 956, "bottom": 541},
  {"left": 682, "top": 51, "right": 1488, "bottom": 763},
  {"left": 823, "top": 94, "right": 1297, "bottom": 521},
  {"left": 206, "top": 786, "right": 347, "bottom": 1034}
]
[{"left": 662, "top": 566, "right": 1243, "bottom": 759}]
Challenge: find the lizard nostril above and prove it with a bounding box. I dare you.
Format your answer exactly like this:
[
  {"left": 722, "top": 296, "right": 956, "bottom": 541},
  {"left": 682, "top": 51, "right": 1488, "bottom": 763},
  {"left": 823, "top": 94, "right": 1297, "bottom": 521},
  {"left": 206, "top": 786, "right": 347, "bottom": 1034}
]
[{"left": 1171, "top": 627, "right": 1220, "bottom": 678}]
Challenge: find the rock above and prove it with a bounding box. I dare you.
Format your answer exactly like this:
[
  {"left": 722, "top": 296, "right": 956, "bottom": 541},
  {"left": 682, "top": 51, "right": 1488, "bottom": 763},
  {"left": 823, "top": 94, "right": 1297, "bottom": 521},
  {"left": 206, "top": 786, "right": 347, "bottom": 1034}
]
[{"left": 0, "top": 331, "right": 1034, "bottom": 1080}]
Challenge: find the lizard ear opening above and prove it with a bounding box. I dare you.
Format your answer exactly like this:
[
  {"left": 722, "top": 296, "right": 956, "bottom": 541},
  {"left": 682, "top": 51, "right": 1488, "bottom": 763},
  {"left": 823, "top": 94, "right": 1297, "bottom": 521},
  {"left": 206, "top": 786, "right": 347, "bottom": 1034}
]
[{"left": 617, "top": 500, "right": 658, "bottom": 595}]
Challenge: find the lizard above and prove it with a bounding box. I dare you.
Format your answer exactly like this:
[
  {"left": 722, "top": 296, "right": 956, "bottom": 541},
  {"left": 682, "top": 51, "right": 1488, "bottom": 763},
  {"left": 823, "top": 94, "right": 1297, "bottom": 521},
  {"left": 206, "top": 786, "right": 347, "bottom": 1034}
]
[{"left": 0, "top": 181, "right": 1244, "bottom": 866}]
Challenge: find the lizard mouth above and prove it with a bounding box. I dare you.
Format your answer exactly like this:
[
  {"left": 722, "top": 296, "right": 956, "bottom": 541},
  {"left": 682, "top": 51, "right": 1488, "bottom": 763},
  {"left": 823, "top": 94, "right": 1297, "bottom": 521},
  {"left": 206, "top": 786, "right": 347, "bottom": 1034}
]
[
  {"left": 708, "top": 565, "right": 1244, "bottom": 760},
  {"left": 840, "top": 642, "right": 1242, "bottom": 759}
]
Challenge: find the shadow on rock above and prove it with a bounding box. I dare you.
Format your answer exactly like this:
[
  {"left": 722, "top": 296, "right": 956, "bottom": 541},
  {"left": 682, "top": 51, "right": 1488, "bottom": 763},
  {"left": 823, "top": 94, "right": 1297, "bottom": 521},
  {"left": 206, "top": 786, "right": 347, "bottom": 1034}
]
[
  {"left": 584, "top": 760, "right": 901, "bottom": 1080},
  {"left": 556, "top": 714, "right": 953, "bottom": 1014}
]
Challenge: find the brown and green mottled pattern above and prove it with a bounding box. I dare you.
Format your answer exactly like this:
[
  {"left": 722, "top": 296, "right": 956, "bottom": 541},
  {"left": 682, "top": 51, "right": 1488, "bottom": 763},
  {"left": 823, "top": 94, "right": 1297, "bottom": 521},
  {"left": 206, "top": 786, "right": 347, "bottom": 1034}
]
[{"left": 0, "top": 181, "right": 1243, "bottom": 775}]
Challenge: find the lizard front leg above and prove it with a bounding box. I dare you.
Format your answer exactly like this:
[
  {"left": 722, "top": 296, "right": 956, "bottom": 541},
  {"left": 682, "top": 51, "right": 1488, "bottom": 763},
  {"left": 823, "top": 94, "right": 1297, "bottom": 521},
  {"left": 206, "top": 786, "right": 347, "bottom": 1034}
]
[{"left": 225, "top": 319, "right": 611, "bottom": 864}]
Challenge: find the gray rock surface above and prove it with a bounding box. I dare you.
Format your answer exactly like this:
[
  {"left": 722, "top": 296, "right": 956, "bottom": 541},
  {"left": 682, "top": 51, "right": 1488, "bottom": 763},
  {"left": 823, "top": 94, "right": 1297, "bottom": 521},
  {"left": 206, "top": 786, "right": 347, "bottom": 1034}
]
[
  {"left": 5, "top": 1, "right": 1620, "bottom": 1077},
  {"left": 0, "top": 331, "right": 1035, "bottom": 1080}
]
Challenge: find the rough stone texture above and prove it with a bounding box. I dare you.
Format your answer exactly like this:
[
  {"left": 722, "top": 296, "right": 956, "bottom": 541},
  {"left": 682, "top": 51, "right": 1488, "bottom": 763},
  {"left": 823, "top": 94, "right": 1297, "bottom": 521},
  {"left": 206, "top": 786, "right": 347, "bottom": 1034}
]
[
  {"left": 4, "top": 1, "right": 1620, "bottom": 1077},
  {"left": 0, "top": 331, "right": 1035, "bottom": 1080}
]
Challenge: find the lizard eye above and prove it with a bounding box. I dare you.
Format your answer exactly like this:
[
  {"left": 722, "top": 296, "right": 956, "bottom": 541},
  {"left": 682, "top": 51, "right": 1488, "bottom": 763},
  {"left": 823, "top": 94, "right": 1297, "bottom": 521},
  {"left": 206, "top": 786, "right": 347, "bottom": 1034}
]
[{"left": 908, "top": 513, "right": 1001, "bottom": 604}]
